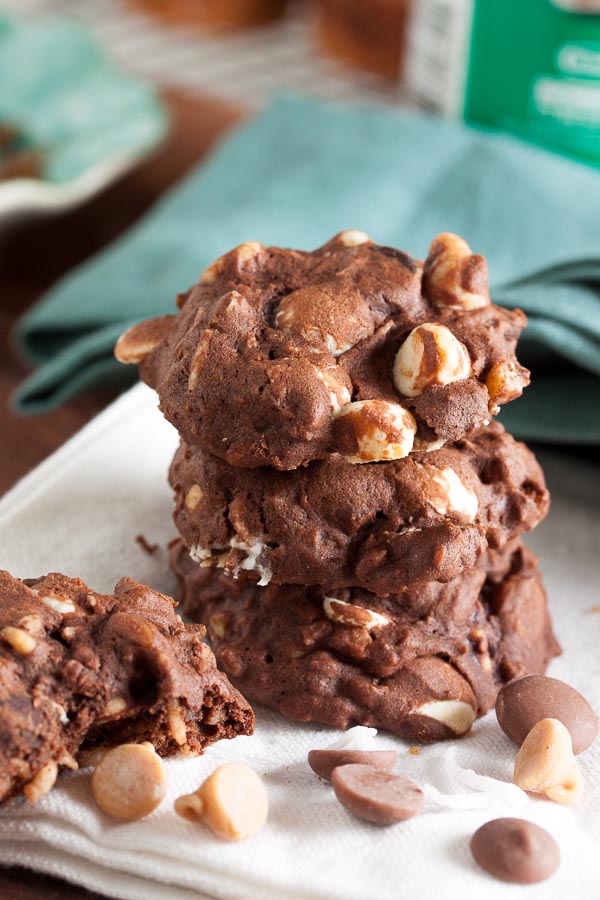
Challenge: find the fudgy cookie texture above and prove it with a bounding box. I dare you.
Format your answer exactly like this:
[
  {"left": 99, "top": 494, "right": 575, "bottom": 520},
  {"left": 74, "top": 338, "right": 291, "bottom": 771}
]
[
  {"left": 0, "top": 571, "right": 253, "bottom": 805},
  {"left": 171, "top": 540, "right": 559, "bottom": 742},
  {"left": 115, "top": 231, "right": 529, "bottom": 469},
  {"left": 169, "top": 422, "right": 549, "bottom": 595}
]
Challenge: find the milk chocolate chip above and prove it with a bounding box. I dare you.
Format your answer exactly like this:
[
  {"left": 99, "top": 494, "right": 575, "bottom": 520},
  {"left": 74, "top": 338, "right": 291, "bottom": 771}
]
[
  {"left": 471, "top": 818, "right": 560, "bottom": 884},
  {"left": 308, "top": 749, "right": 398, "bottom": 782},
  {"left": 331, "top": 764, "right": 423, "bottom": 825},
  {"left": 496, "top": 675, "right": 598, "bottom": 755}
]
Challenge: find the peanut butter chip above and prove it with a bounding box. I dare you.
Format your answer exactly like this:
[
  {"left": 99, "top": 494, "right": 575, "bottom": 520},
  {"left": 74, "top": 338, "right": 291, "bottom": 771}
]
[
  {"left": 91, "top": 743, "right": 167, "bottom": 820},
  {"left": 513, "top": 718, "right": 583, "bottom": 806},
  {"left": 174, "top": 762, "right": 268, "bottom": 840}
]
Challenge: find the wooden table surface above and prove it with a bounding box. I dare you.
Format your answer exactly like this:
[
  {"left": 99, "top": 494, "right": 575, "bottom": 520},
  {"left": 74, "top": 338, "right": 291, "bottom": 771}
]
[{"left": 0, "top": 88, "right": 242, "bottom": 900}]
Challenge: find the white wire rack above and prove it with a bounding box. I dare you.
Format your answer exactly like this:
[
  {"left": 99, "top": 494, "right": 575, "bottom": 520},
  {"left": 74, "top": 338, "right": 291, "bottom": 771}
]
[{"left": 2, "top": 0, "right": 409, "bottom": 109}]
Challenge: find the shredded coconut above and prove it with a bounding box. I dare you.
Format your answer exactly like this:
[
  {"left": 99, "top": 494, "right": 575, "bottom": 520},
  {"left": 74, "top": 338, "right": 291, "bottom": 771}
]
[
  {"left": 324, "top": 726, "right": 378, "bottom": 752},
  {"left": 229, "top": 536, "right": 272, "bottom": 586},
  {"left": 422, "top": 748, "right": 529, "bottom": 811}
]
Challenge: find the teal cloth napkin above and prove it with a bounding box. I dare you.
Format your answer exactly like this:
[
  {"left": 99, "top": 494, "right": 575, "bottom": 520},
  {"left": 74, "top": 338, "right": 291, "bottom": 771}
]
[{"left": 13, "top": 95, "right": 600, "bottom": 444}]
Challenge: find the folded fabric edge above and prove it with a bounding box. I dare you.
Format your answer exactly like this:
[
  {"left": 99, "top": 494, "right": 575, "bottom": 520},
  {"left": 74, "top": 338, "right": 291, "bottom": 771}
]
[
  {"left": 12, "top": 357, "right": 136, "bottom": 414},
  {"left": 523, "top": 318, "right": 600, "bottom": 378},
  {"left": 11, "top": 322, "right": 138, "bottom": 413},
  {"left": 499, "top": 373, "right": 600, "bottom": 444},
  {"left": 0, "top": 840, "right": 212, "bottom": 900},
  {"left": 13, "top": 310, "right": 138, "bottom": 368}
]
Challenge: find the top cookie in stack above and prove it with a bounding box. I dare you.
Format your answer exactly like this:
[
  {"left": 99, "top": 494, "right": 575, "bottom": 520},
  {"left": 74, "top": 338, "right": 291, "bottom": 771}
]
[{"left": 116, "top": 231, "right": 529, "bottom": 471}]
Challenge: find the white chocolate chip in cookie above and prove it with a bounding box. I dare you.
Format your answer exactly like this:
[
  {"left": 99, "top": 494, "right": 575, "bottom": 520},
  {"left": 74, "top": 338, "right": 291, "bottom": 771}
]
[
  {"left": 23, "top": 761, "right": 58, "bottom": 803},
  {"left": 426, "top": 466, "right": 478, "bottom": 522},
  {"left": 337, "top": 229, "right": 372, "bottom": 247},
  {"left": 413, "top": 435, "right": 446, "bottom": 453},
  {"left": 104, "top": 697, "right": 128, "bottom": 716},
  {"left": 234, "top": 241, "right": 264, "bottom": 260},
  {"left": 188, "top": 332, "right": 213, "bottom": 392},
  {"left": 315, "top": 368, "right": 352, "bottom": 413},
  {"left": 323, "top": 597, "right": 390, "bottom": 631},
  {"left": 424, "top": 233, "right": 490, "bottom": 310},
  {"left": 210, "top": 614, "right": 228, "bottom": 639},
  {"left": 114, "top": 316, "right": 175, "bottom": 365},
  {"left": 335, "top": 399, "right": 417, "bottom": 463},
  {"left": 393, "top": 323, "right": 472, "bottom": 398},
  {"left": 200, "top": 241, "right": 264, "bottom": 285},
  {"left": 167, "top": 699, "right": 188, "bottom": 747},
  {"left": 185, "top": 484, "right": 203, "bottom": 511},
  {"left": 39, "top": 595, "right": 77, "bottom": 615},
  {"left": 91, "top": 743, "right": 167, "bottom": 820},
  {"left": 1, "top": 626, "right": 36, "bottom": 655},
  {"left": 324, "top": 334, "right": 354, "bottom": 357},
  {"left": 413, "top": 700, "right": 476, "bottom": 735},
  {"left": 17, "top": 614, "right": 44, "bottom": 636},
  {"left": 200, "top": 259, "right": 222, "bottom": 285},
  {"left": 486, "top": 360, "right": 529, "bottom": 409},
  {"left": 174, "top": 762, "right": 268, "bottom": 840}
]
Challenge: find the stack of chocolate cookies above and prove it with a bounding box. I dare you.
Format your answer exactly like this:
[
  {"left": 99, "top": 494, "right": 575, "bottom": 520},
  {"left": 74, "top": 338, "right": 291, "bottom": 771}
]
[{"left": 116, "top": 229, "right": 559, "bottom": 742}]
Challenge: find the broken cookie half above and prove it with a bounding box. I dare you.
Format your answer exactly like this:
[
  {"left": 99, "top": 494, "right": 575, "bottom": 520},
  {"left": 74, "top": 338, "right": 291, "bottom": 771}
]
[{"left": 0, "top": 570, "right": 254, "bottom": 805}]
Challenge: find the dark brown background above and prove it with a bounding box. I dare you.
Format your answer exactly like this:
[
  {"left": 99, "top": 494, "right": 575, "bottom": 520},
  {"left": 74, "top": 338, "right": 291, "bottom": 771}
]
[{"left": 0, "top": 89, "right": 241, "bottom": 900}]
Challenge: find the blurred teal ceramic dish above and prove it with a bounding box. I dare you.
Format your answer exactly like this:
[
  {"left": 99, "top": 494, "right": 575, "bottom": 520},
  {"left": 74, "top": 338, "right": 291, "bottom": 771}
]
[{"left": 0, "top": 15, "right": 167, "bottom": 219}]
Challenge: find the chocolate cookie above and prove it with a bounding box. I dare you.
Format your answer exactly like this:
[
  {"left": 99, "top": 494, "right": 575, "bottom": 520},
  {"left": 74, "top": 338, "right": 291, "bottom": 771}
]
[
  {"left": 170, "top": 540, "right": 559, "bottom": 742},
  {"left": 169, "top": 422, "right": 549, "bottom": 595},
  {"left": 115, "top": 231, "right": 529, "bottom": 469},
  {"left": 0, "top": 571, "right": 253, "bottom": 805}
]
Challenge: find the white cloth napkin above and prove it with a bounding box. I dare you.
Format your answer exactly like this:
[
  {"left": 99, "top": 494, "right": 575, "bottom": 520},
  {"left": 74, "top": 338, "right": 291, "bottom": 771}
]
[{"left": 1, "top": 383, "right": 599, "bottom": 900}]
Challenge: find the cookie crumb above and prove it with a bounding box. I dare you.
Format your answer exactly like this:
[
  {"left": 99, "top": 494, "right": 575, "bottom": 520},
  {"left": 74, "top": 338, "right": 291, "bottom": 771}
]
[
  {"left": 407, "top": 746, "right": 421, "bottom": 755},
  {"left": 136, "top": 534, "right": 159, "bottom": 556}
]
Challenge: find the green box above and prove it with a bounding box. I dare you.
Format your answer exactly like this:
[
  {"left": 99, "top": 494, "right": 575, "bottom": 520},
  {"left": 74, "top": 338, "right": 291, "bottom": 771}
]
[{"left": 405, "top": 0, "right": 600, "bottom": 166}]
